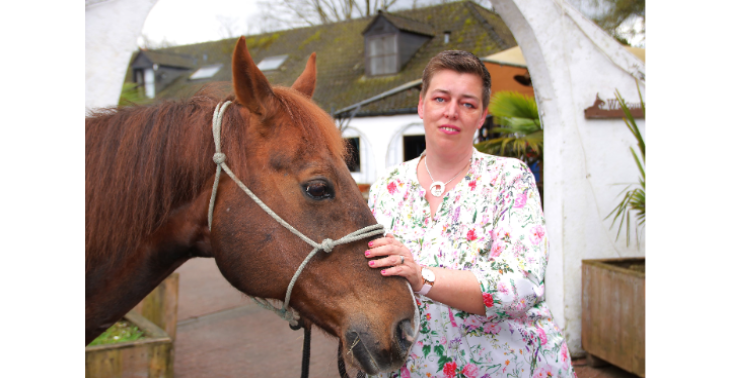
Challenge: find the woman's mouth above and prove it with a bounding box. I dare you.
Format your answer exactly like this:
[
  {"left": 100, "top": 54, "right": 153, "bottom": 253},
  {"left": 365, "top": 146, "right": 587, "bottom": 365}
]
[{"left": 439, "top": 125, "right": 461, "bottom": 134}]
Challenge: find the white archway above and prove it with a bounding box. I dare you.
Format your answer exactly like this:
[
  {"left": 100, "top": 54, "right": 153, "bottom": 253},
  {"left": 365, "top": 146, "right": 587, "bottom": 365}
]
[
  {"left": 386, "top": 122, "right": 424, "bottom": 168},
  {"left": 491, "top": 0, "right": 645, "bottom": 355},
  {"left": 85, "top": 0, "right": 159, "bottom": 112}
]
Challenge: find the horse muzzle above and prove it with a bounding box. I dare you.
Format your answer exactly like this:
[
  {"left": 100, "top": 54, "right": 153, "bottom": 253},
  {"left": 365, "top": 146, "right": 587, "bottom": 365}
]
[{"left": 344, "top": 316, "right": 417, "bottom": 375}]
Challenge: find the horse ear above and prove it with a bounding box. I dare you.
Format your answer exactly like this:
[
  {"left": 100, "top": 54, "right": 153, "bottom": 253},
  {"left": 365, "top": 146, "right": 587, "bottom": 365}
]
[
  {"left": 291, "top": 53, "right": 316, "bottom": 98},
  {"left": 232, "top": 36, "right": 275, "bottom": 115}
]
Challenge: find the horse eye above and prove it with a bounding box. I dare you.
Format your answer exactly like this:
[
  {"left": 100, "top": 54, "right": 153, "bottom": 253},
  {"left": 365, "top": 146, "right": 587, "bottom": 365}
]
[{"left": 305, "top": 182, "right": 330, "bottom": 199}]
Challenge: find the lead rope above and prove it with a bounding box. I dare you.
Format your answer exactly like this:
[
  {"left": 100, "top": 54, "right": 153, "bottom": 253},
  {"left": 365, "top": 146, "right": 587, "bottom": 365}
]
[{"left": 208, "top": 101, "right": 385, "bottom": 327}]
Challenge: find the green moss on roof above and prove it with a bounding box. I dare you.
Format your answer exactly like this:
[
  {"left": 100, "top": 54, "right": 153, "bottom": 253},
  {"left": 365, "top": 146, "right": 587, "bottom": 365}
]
[
  {"left": 299, "top": 29, "right": 323, "bottom": 50},
  {"left": 126, "top": 1, "right": 517, "bottom": 116},
  {"left": 248, "top": 33, "right": 281, "bottom": 50}
]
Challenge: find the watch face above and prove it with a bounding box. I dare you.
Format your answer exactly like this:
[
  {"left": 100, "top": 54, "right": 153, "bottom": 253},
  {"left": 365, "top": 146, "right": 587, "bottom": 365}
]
[{"left": 422, "top": 268, "right": 435, "bottom": 282}]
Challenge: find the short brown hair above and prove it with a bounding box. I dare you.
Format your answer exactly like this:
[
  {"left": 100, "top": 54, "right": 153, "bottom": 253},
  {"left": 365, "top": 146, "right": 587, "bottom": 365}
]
[{"left": 421, "top": 50, "right": 492, "bottom": 109}]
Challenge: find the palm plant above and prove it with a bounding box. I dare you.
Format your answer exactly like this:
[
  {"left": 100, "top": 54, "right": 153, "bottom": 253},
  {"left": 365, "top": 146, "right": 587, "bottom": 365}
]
[
  {"left": 474, "top": 91, "right": 543, "bottom": 167},
  {"left": 605, "top": 82, "right": 645, "bottom": 246}
]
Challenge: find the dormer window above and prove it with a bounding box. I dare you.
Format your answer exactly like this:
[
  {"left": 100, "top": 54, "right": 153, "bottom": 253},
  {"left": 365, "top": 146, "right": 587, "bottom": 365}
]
[
  {"left": 190, "top": 64, "right": 223, "bottom": 80},
  {"left": 366, "top": 34, "right": 398, "bottom": 76},
  {"left": 361, "top": 11, "right": 434, "bottom": 77},
  {"left": 130, "top": 50, "right": 195, "bottom": 99},
  {"left": 257, "top": 55, "right": 288, "bottom": 71}
]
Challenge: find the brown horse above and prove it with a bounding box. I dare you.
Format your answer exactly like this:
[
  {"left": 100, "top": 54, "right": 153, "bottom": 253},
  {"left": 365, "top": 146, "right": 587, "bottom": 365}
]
[{"left": 86, "top": 36, "right": 416, "bottom": 374}]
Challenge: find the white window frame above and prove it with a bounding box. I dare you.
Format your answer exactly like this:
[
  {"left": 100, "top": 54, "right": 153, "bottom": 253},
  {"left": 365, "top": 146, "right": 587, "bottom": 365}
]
[{"left": 366, "top": 34, "right": 398, "bottom": 76}]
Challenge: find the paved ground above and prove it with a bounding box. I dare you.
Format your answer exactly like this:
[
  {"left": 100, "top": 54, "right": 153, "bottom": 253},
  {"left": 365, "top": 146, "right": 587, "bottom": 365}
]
[
  {"left": 172, "top": 258, "right": 641, "bottom": 378},
  {"left": 173, "top": 258, "right": 347, "bottom": 377}
]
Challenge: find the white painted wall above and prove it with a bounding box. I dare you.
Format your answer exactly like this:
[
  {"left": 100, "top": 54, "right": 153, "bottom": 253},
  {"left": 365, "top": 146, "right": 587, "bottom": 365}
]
[
  {"left": 85, "top": 0, "right": 158, "bottom": 112},
  {"left": 491, "top": 0, "right": 646, "bottom": 355},
  {"left": 345, "top": 114, "right": 488, "bottom": 184},
  {"left": 344, "top": 114, "right": 422, "bottom": 182}
]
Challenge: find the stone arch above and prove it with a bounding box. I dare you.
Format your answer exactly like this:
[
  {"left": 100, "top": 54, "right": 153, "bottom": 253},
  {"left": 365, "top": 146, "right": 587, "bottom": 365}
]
[{"left": 491, "top": 0, "right": 645, "bottom": 355}]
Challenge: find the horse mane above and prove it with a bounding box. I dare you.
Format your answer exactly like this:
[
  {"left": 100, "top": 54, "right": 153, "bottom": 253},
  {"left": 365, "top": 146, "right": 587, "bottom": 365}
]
[{"left": 85, "top": 83, "right": 344, "bottom": 269}]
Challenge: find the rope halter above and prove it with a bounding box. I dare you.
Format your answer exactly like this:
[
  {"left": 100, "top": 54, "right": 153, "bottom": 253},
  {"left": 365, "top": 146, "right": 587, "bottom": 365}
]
[{"left": 207, "top": 101, "right": 385, "bottom": 326}]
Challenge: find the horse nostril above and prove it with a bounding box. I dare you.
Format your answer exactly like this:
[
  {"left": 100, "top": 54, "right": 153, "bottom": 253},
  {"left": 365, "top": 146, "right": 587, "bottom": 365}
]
[{"left": 396, "top": 319, "right": 415, "bottom": 355}]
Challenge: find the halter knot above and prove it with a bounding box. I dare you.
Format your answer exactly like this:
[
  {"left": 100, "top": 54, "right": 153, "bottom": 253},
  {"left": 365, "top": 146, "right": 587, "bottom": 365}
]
[
  {"left": 320, "top": 238, "right": 335, "bottom": 253},
  {"left": 213, "top": 152, "right": 226, "bottom": 164}
]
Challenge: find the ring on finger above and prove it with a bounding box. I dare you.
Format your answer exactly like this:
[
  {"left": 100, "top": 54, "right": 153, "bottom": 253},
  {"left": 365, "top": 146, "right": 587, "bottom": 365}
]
[{"left": 400, "top": 256, "right": 404, "bottom": 265}]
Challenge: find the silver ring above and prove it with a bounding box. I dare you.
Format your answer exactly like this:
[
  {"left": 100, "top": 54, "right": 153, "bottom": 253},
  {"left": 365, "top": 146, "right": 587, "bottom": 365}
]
[{"left": 400, "top": 256, "right": 405, "bottom": 265}]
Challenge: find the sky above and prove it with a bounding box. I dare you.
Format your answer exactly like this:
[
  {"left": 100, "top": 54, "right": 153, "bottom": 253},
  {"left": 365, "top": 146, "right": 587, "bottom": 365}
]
[
  {"left": 140, "top": 0, "right": 643, "bottom": 48},
  {"left": 140, "top": 0, "right": 263, "bottom": 46}
]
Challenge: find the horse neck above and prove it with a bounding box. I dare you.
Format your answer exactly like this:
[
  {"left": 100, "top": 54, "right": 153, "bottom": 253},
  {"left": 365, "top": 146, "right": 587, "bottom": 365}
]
[{"left": 85, "top": 100, "right": 221, "bottom": 343}]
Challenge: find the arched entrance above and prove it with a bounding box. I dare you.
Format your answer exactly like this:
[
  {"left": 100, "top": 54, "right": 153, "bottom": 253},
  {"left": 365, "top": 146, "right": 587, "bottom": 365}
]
[{"left": 491, "top": 0, "right": 646, "bottom": 355}]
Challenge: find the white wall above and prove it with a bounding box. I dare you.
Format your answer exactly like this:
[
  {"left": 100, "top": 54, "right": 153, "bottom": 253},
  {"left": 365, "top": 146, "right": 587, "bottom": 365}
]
[
  {"left": 345, "top": 114, "right": 484, "bottom": 183},
  {"left": 344, "top": 114, "right": 422, "bottom": 183},
  {"left": 491, "top": 0, "right": 646, "bottom": 355},
  {"left": 85, "top": 0, "right": 158, "bottom": 112}
]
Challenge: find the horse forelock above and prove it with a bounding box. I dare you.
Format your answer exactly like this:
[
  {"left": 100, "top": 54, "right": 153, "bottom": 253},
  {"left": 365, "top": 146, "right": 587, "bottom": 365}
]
[{"left": 271, "top": 87, "right": 345, "bottom": 160}]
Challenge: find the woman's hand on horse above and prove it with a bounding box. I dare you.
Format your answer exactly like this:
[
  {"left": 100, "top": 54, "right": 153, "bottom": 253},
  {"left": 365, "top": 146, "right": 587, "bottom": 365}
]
[{"left": 365, "top": 233, "right": 423, "bottom": 291}]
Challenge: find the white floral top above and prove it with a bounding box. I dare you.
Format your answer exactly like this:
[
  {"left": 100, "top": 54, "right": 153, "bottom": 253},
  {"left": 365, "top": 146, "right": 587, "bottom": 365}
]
[{"left": 368, "top": 149, "right": 576, "bottom": 378}]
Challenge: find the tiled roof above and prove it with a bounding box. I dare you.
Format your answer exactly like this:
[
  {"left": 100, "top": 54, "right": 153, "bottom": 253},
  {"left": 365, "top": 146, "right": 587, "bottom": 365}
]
[
  {"left": 138, "top": 50, "right": 196, "bottom": 69},
  {"left": 373, "top": 11, "right": 435, "bottom": 36},
  {"left": 124, "top": 1, "right": 517, "bottom": 116}
]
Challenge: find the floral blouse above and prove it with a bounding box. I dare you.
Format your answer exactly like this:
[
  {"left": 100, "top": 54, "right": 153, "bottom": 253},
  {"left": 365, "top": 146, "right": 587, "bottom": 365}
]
[{"left": 367, "top": 149, "right": 576, "bottom": 378}]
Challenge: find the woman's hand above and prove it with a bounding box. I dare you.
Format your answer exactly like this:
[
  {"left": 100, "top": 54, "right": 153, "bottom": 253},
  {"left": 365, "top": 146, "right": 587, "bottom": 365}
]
[
  {"left": 366, "top": 233, "right": 423, "bottom": 291},
  {"left": 367, "top": 234, "right": 485, "bottom": 315}
]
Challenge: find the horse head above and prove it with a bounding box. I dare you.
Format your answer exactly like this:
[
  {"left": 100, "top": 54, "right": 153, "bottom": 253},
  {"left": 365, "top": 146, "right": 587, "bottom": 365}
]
[{"left": 207, "top": 36, "right": 417, "bottom": 374}]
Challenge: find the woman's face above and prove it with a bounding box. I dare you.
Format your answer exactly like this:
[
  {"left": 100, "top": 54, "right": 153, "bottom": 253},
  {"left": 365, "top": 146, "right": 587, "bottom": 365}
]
[{"left": 417, "top": 69, "right": 488, "bottom": 156}]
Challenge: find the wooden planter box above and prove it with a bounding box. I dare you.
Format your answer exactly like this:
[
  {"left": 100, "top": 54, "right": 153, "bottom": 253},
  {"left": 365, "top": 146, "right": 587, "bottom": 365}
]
[
  {"left": 85, "top": 310, "right": 173, "bottom": 378},
  {"left": 582, "top": 258, "right": 645, "bottom": 377},
  {"left": 86, "top": 273, "right": 179, "bottom": 378},
  {"left": 133, "top": 273, "right": 179, "bottom": 340}
]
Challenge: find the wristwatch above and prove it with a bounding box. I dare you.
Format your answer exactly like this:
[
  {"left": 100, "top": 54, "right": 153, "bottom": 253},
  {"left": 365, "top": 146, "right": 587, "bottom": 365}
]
[{"left": 415, "top": 267, "right": 436, "bottom": 295}]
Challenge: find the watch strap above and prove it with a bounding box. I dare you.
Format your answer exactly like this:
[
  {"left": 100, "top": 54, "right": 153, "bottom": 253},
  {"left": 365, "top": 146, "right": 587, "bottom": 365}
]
[
  {"left": 415, "top": 267, "right": 434, "bottom": 295},
  {"left": 415, "top": 282, "right": 432, "bottom": 295}
]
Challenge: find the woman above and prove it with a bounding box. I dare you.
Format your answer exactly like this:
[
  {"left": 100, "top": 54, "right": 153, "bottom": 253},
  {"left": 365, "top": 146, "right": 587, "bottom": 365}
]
[{"left": 366, "top": 51, "right": 576, "bottom": 378}]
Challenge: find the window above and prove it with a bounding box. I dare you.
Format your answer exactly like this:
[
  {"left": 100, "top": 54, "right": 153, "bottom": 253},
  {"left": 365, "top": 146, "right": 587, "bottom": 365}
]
[
  {"left": 190, "top": 64, "right": 223, "bottom": 80},
  {"left": 366, "top": 34, "right": 397, "bottom": 76},
  {"left": 345, "top": 138, "right": 361, "bottom": 172},
  {"left": 257, "top": 55, "right": 288, "bottom": 71},
  {"left": 403, "top": 135, "right": 426, "bottom": 162}
]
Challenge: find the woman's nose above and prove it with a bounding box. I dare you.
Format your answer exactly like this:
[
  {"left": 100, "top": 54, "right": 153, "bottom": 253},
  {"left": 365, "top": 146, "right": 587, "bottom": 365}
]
[{"left": 444, "top": 101, "right": 459, "bottom": 119}]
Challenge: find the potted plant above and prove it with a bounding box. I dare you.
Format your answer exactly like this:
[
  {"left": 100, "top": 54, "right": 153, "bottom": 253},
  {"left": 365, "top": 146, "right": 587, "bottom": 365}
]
[{"left": 582, "top": 84, "right": 645, "bottom": 377}]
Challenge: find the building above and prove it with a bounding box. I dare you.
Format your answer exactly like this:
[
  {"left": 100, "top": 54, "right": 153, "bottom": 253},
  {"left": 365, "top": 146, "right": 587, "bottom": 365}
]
[{"left": 123, "top": 1, "right": 519, "bottom": 184}]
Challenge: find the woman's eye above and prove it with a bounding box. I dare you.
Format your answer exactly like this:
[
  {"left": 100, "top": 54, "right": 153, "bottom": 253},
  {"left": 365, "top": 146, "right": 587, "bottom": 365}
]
[{"left": 305, "top": 183, "right": 330, "bottom": 199}]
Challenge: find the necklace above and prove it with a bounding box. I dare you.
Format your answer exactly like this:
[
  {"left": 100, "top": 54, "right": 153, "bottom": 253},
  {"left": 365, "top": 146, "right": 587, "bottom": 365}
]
[{"left": 424, "top": 154, "right": 472, "bottom": 197}]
